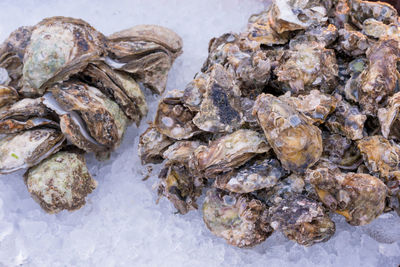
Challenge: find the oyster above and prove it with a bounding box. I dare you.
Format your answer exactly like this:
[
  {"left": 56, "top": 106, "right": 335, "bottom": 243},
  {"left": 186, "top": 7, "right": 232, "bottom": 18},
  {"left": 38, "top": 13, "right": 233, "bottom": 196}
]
[
  {"left": 253, "top": 94, "right": 322, "bottom": 173},
  {"left": 337, "top": 24, "right": 369, "bottom": 57},
  {"left": 213, "top": 158, "right": 286, "bottom": 193},
  {"left": 162, "top": 140, "right": 201, "bottom": 165},
  {"left": 158, "top": 164, "right": 203, "bottom": 215},
  {"left": 24, "top": 150, "right": 97, "bottom": 214},
  {"left": 350, "top": 0, "right": 398, "bottom": 28},
  {"left": 378, "top": 92, "right": 400, "bottom": 140},
  {"left": 106, "top": 24, "right": 183, "bottom": 94},
  {"left": 202, "top": 189, "right": 272, "bottom": 248},
  {"left": 138, "top": 126, "right": 173, "bottom": 164},
  {"left": 326, "top": 95, "right": 367, "bottom": 140},
  {"left": 306, "top": 163, "right": 387, "bottom": 225},
  {"left": 0, "top": 85, "right": 19, "bottom": 108},
  {"left": 266, "top": 195, "right": 335, "bottom": 246},
  {"left": 193, "top": 64, "right": 243, "bottom": 133},
  {"left": 0, "top": 128, "right": 64, "bottom": 174},
  {"left": 190, "top": 129, "right": 270, "bottom": 176},
  {"left": 21, "top": 17, "right": 106, "bottom": 96}
]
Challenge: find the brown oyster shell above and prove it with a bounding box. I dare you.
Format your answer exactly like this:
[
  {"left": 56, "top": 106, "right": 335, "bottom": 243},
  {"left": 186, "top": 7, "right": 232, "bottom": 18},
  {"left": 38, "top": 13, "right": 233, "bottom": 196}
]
[
  {"left": 190, "top": 129, "right": 270, "bottom": 176},
  {"left": 106, "top": 24, "right": 183, "bottom": 95},
  {"left": 253, "top": 93, "right": 322, "bottom": 173},
  {"left": 193, "top": 64, "right": 243, "bottom": 133},
  {"left": 0, "top": 85, "right": 19, "bottom": 108},
  {"left": 266, "top": 194, "right": 335, "bottom": 246},
  {"left": 350, "top": 0, "right": 398, "bottom": 29},
  {"left": 337, "top": 24, "right": 369, "bottom": 57},
  {"left": 162, "top": 140, "right": 201, "bottom": 165},
  {"left": 203, "top": 189, "right": 272, "bottom": 248},
  {"left": 378, "top": 92, "right": 400, "bottom": 140},
  {"left": 21, "top": 17, "right": 106, "bottom": 97},
  {"left": 306, "top": 162, "right": 387, "bottom": 225},
  {"left": 138, "top": 126, "right": 173, "bottom": 164},
  {"left": 213, "top": 158, "right": 286, "bottom": 193}
]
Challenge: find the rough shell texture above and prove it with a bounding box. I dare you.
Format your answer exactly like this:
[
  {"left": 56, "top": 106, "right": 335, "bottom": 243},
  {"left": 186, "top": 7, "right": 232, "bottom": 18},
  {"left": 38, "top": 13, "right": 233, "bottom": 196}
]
[
  {"left": 190, "top": 129, "right": 270, "bottom": 176},
  {"left": 266, "top": 195, "right": 335, "bottom": 246},
  {"left": 253, "top": 94, "right": 322, "bottom": 173},
  {"left": 138, "top": 126, "right": 173, "bottom": 164},
  {"left": 378, "top": 92, "right": 400, "bottom": 140},
  {"left": 0, "top": 128, "right": 64, "bottom": 174},
  {"left": 306, "top": 163, "right": 387, "bottom": 225},
  {"left": 0, "top": 85, "right": 19, "bottom": 108},
  {"left": 24, "top": 151, "right": 97, "bottom": 214},
  {"left": 21, "top": 17, "right": 106, "bottom": 96},
  {"left": 213, "top": 158, "right": 286, "bottom": 193},
  {"left": 203, "top": 189, "right": 272, "bottom": 248}
]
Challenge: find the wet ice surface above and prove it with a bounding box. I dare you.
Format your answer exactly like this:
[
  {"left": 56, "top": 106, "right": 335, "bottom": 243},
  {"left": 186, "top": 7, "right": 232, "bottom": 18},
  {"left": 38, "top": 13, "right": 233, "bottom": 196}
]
[{"left": 0, "top": 0, "right": 399, "bottom": 266}]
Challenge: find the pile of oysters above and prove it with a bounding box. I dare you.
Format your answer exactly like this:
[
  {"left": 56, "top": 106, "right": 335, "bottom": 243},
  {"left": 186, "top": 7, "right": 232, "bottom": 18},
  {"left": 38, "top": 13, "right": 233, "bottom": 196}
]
[
  {"left": 140, "top": 0, "right": 400, "bottom": 247},
  {"left": 0, "top": 17, "right": 182, "bottom": 213}
]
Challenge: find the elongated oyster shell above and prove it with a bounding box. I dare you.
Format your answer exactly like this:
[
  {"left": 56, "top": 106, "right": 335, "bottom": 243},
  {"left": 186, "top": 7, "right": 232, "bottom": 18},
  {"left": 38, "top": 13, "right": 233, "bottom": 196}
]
[
  {"left": 253, "top": 94, "right": 322, "bottom": 173},
  {"left": 106, "top": 25, "right": 183, "bottom": 95},
  {"left": 213, "top": 158, "right": 286, "bottom": 193},
  {"left": 190, "top": 129, "right": 270, "bottom": 176},
  {"left": 193, "top": 64, "right": 243, "bottom": 133},
  {"left": 138, "top": 126, "right": 173, "bottom": 164},
  {"left": 378, "top": 92, "right": 400, "bottom": 140},
  {"left": 306, "top": 162, "right": 387, "bottom": 225},
  {"left": 21, "top": 17, "right": 106, "bottom": 96},
  {"left": 266, "top": 194, "right": 335, "bottom": 246},
  {"left": 203, "top": 189, "right": 272, "bottom": 248},
  {"left": 162, "top": 140, "right": 201, "bottom": 165},
  {"left": 0, "top": 85, "right": 19, "bottom": 108},
  {"left": 24, "top": 150, "right": 97, "bottom": 214},
  {"left": 350, "top": 0, "right": 398, "bottom": 28},
  {"left": 0, "top": 128, "right": 65, "bottom": 174}
]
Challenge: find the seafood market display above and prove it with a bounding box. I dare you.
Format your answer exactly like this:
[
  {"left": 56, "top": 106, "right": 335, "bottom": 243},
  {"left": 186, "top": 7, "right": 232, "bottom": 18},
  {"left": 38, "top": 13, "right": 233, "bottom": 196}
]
[
  {"left": 0, "top": 17, "right": 182, "bottom": 213},
  {"left": 140, "top": 0, "right": 400, "bottom": 247}
]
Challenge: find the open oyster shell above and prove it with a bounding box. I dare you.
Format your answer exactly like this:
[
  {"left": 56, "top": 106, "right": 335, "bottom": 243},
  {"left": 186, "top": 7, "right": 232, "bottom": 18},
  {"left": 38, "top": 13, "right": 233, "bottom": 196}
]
[{"left": 24, "top": 150, "right": 97, "bottom": 214}]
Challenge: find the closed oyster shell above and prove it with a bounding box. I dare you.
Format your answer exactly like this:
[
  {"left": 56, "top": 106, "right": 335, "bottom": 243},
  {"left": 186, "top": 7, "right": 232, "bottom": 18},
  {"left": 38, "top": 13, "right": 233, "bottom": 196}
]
[
  {"left": 81, "top": 62, "right": 147, "bottom": 124},
  {"left": 253, "top": 93, "right": 322, "bottom": 173},
  {"left": 0, "top": 85, "right": 19, "bottom": 108},
  {"left": 24, "top": 151, "right": 97, "bottom": 214},
  {"left": 158, "top": 164, "right": 203, "bottom": 214},
  {"left": 306, "top": 162, "right": 387, "bottom": 225},
  {"left": 213, "top": 158, "right": 286, "bottom": 193},
  {"left": 362, "top": 18, "right": 400, "bottom": 39},
  {"left": 358, "top": 38, "right": 400, "bottom": 115},
  {"left": 266, "top": 194, "right": 335, "bottom": 246},
  {"left": 182, "top": 72, "right": 208, "bottom": 112},
  {"left": 193, "top": 64, "right": 243, "bottom": 133},
  {"left": 154, "top": 90, "right": 200, "bottom": 140},
  {"left": 378, "top": 92, "right": 400, "bottom": 140},
  {"left": 274, "top": 44, "right": 338, "bottom": 94},
  {"left": 138, "top": 126, "right": 173, "bottom": 164},
  {"left": 106, "top": 24, "right": 183, "bottom": 95},
  {"left": 337, "top": 24, "right": 369, "bottom": 57},
  {"left": 350, "top": 0, "right": 398, "bottom": 28},
  {"left": 357, "top": 135, "right": 400, "bottom": 178},
  {"left": 50, "top": 81, "right": 128, "bottom": 150},
  {"left": 190, "top": 129, "right": 270, "bottom": 176},
  {"left": 203, "top": 189, "right": 272, "bottom": 248},
  {"left": 162, "top": 140, "right": 201, "bottom": 165},
  {"left": 326, "top": 95, "right": 366, "bottom": 140},
  {"left": 0, "top": 128, "right": 65, "bottom": 174},
  {"left": 21, "top": 17, "right": 106, "bottom": 96}
]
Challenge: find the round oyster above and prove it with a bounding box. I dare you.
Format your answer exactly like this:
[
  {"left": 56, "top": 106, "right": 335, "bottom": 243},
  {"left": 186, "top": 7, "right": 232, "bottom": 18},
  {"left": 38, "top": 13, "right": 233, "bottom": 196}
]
[
  {"left": 24, "top": 151, "right": 97, "bottom": 214},
  {"left": 21, "top": 17, "right": 106, "bottom": 96},
  {"left": 0, "top": 128, "right": 64, "bottom": 174},
  {"left": 306, "top": 163, "right": 387, "bottom": 225},
  {"left": 267, "top": 195, "right": 335, "bottom": 246},
  {"left": 253, "top": 93, "right": 322, "bottom": 173},
  {"left": 202, "top": 189, "right": 272, "bottom": 248}
]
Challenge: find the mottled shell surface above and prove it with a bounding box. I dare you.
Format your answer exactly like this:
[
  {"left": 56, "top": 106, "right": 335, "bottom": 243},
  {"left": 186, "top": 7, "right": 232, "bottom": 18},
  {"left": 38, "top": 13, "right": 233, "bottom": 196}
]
[
  {"left": 0, "top": 128, "right": 64, "bottom": 174},
  {"left": 253, "top": 94, "right": 322, "bottom": 173},
  {"left": 24, "top": 151, "right": 97, "bottom": 214},
  {"left": 138, "top": 126, "right": 173, "bottom": 164},
  {"left": 203, "top": 189, "right": 272, "bottom": 248},
  {"left": 0, "top": 85, "right": 19, "bottom": 108},
  {"left": 21, "top": 17, "right": 106, "bottom": 96}
]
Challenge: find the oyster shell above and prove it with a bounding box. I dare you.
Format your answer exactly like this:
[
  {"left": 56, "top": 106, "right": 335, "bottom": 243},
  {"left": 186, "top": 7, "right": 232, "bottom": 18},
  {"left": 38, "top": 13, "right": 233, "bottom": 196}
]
[
  {"left": 21, "top": 17, "right": 106, "bottom": 96},
  {"left": 357, "top": 135, "right": 400, "bottom": 178},
  {"left": 326, "top": 95, "right": 367, "bottom": 140},
  {"left": 266, "top": 194, "right": 335, "bottom": 246},
  {"left": 24, "top": 150, "right": 97, "bottom": 214},
  {"left": 154, "top": 89, "right": 200, "bottom": 140},
  {"left": 0, "top": 85, "right": 19, "bottom": 108},
  {"left": 213, "top": 158, "right": 286, "bottom": 193},
  {"left": 253, "top": 94, "right": 322, "bottom": 173},
  {"left": 106, "top": 25, "right": 183, "bottom": 94},
  {"left": 202, "top": 189, "right": 272, "bottom": 248},
  {"left": 138, "top": 126, "right": 173, "bottom": 164},
  {"left": 0, "top": 128, "right": 65, "bottom": 174},
  {"left": 378, "top": 92, "right": 400, "bottom": 140},
  {"left": 158, "top": 164, "right": 203, "bottom": 214},
  {"left": 337, "top": 24, "right": 369, "bottom": 57},
  {"left": 193, "top": 64, "right": 243, "bottom": 133},
  {"left": 190, "top": 129, "right": 270, "bottom": 176},
  {"left": 182, "top": 73, "right": 208, "bottom": 112},
  {"left": 306, "top": 162, "right": 387, "bottom": 225},
  {"left": 162, "top": 140, "right": 201, "bottom": 165},
  {"left": 350, "top": 0, "right": 398, "bottom": 29}
]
